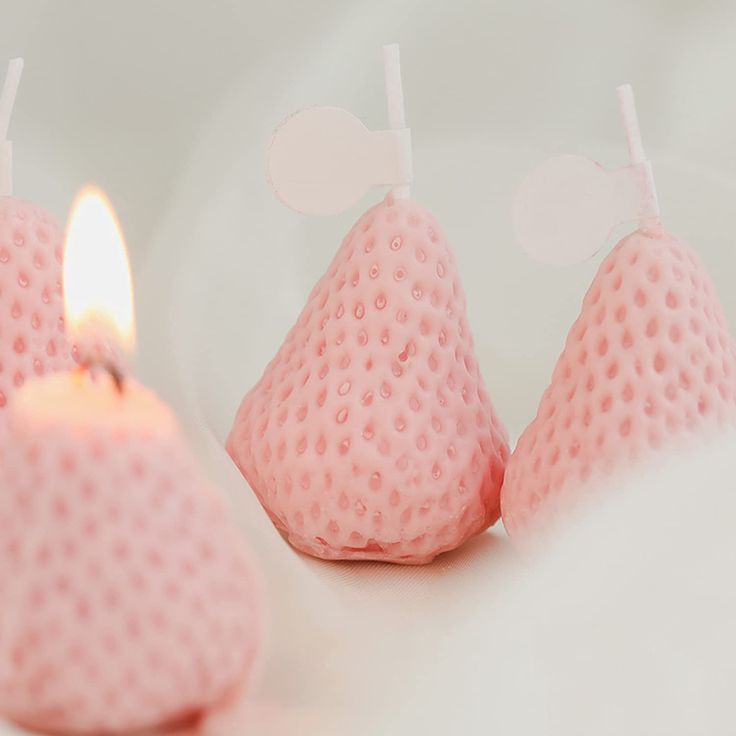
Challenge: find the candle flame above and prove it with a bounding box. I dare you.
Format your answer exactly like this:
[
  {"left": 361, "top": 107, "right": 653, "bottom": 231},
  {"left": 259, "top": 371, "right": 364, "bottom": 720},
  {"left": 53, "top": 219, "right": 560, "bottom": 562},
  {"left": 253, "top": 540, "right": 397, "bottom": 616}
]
[{"left": 63, "top": 186, "right": 135, "bottom": 354}]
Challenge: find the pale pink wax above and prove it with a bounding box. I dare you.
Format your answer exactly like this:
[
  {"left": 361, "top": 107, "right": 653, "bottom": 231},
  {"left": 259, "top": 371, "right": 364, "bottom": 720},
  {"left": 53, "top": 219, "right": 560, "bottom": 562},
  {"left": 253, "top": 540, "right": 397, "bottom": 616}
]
[
  {"left": 228, "top": 194, "right": 509, "bottom": 564},
  {"left": 501, "top": 226, "right": 736, "bottom": 538},
  {"left": 9, "top": 369, "right": 177, "bottom": 434},
  {"left": 0, "top": 371, "right": 262, "bottom": 735},
  {"left": 0, "top": 197, "right": 75, "bottom": 416}
]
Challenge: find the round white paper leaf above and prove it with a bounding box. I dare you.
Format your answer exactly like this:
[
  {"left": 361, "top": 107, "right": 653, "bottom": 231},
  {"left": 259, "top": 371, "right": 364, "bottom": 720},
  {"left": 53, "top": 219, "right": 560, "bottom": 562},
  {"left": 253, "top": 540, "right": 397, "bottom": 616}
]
[
  {"left": 513, "top": 155, "right": 622, "bottom": 267},
  {"left": 267, "top": 107, "right": 386, "bottom": 216}
]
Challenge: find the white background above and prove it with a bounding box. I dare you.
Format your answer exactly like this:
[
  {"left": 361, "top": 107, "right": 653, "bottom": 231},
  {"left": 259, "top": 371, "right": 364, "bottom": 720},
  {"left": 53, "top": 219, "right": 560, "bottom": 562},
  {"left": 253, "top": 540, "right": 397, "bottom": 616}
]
[{"left": 2, "top": 1, "right": 736, "bottom": 734}]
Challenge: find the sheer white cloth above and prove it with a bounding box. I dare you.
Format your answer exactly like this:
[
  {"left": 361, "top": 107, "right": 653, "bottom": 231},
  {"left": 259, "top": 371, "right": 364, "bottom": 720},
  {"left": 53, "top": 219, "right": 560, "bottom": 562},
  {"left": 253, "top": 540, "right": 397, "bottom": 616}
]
[{"left": 134, "top": 6, "right": 736, "bottom": 731}]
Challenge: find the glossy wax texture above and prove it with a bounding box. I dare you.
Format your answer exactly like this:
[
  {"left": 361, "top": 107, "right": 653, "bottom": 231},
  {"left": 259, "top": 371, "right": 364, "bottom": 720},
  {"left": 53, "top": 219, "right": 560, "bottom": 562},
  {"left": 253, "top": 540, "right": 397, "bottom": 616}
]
[
  {"left": 0, "top": 197, "right": 74, "bottom": 417},
  {"left": 228, "top": 194, "right": 508, "bottom": 564},
  {"left": 501, "top": 225, "right": 736, "bottom": 538},
  {"left": 0, "top": 373, "right": 262, "bottom": 735}
]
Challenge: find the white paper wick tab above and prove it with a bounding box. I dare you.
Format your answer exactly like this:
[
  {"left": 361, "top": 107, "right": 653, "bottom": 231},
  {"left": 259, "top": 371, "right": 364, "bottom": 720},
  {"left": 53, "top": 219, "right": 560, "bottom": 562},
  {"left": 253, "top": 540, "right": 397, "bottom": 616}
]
[
  {"left": 266, "top": 45, "right": 413, "bottom": 215},
  {"left": 512, "top": 84, "right": 662, "bottom": 266}
]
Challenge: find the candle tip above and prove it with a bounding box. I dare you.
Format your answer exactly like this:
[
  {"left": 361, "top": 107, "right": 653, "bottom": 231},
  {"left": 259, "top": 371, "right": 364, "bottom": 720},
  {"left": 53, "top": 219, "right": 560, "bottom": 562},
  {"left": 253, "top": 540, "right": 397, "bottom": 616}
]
[
  {"left": 383, "top": 43, "right": 410, "bottom": 199},
  {"left": 0, "top": 57, "right": 24, "bottom": 140},
  {"left": 0, "top": 57, "right": 24, "bottom": 196},
  {"left": 616, "top": 83, "right": 659, "bottom": 225},
  {"left": 616, "top": 83, "right": 646, "bottom": 165}
]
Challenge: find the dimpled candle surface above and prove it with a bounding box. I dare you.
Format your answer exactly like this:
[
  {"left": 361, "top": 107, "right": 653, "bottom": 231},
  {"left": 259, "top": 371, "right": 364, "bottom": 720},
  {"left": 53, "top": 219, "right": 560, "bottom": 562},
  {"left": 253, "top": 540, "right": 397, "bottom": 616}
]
[
  {"left": 0, "top": 197, "right": 74, "bottom": 417},
  {"left": 501, "top": 225, "right": 736, "bottom": 537},
  {"left": 0, "top": 372, "right": 262, "bottom": 735},
  {"left": 228, "top": 194, "right": 508, "bottom": 564}
]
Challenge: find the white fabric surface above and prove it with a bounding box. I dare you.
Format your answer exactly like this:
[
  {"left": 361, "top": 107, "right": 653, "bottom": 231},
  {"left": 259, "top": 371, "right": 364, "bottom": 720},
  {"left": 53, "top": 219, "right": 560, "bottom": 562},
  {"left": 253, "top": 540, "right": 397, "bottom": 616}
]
[{"left": 2, "top": 1, "right": 736, "bottom": 733}]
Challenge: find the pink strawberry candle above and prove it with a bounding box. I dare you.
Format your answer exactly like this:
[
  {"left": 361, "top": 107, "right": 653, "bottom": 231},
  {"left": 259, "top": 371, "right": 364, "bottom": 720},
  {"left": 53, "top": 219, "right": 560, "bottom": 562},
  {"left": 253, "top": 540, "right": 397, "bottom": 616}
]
[
  {"left": 0, "top": 59, "right": 74, "bottom": 419},
  {"left": 501, "top": 86, "right": 736, "bottom": 538},
  {"left": 0, "top": 187, "right": 261, "bottom": 735},
  {"left": 228, "top": 46, "right": 509, "bottom": 564}
]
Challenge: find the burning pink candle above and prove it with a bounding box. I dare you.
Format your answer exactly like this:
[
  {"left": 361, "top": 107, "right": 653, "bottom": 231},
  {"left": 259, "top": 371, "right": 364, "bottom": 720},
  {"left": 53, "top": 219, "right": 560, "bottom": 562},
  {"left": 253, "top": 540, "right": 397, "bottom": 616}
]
[{"left": 0, "top": 187, "right": 262, "bottom": 735}]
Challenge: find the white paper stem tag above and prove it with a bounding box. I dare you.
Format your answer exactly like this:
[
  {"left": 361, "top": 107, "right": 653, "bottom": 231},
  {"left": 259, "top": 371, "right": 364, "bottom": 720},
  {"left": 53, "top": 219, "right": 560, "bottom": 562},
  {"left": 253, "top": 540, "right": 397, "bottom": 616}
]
[
  {"left": 513, "top": 83, "right": 660, "bottom": 267},
  {"left": 266, "top": 44, "right": 412, "bottom": 216},
  {"left": 267, "top": 107, "right": 412, "bottom": 215},
  {"left": 513, "top": 155, "right": 659, "bottom": 266}
]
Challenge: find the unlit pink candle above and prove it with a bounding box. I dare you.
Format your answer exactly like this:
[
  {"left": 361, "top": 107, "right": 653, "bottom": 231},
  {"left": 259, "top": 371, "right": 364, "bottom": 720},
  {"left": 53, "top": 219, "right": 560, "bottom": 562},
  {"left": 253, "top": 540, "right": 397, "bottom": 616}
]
[{"left": 0, "top": 58, "right": 74, "bottom": 416}]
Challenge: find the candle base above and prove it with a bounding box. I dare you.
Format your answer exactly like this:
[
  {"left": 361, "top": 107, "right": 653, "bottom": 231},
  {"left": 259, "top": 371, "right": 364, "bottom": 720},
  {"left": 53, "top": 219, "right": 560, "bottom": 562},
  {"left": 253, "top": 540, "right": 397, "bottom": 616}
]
[{"left": 0, "top": 373, "right": 263, "bottom": 735}]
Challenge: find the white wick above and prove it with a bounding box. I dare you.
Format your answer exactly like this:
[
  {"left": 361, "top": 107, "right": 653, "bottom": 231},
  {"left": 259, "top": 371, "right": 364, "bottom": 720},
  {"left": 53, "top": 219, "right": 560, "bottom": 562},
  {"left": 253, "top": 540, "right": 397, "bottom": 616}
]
[
  {"left": 617, "top": 83, "right": 659, "bottom": 224},
  {"left": 617, "top": 83, "right": 646, "bottom": 165},
  {"left": 383, "top": 43, "right": 410, "bottom": 199},
  {"left": 0, "top": 58, "right": 24, "bottom": 197}
]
